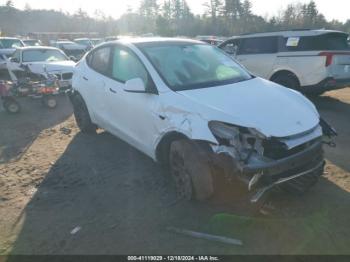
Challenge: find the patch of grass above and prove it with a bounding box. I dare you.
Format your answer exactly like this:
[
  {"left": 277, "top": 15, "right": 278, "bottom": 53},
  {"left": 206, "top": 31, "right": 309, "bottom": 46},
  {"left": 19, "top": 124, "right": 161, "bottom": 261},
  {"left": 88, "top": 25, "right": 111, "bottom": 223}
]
[{"left": 207, "top": 209, "right": 350, "bottom": 254}]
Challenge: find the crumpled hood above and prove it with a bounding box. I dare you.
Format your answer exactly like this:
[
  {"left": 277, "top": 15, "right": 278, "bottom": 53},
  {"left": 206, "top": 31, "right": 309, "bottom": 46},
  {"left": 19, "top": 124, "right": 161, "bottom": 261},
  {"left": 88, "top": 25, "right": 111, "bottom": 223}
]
[
  {"left": 26, "top": 60, "right": 76, "bottom": 74},
  {"left": 178, "top": 77, "right": 320, "bottom": 138}
]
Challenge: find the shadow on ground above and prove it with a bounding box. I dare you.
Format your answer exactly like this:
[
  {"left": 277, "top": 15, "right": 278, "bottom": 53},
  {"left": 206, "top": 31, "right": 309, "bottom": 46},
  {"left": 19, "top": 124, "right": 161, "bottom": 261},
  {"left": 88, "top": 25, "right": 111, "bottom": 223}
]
[
  {"left": 0, "top": 95, "right": 72, "bottom": 164},
  {"left": 6, "top": 130, "right": 350, "bottom": 255}
]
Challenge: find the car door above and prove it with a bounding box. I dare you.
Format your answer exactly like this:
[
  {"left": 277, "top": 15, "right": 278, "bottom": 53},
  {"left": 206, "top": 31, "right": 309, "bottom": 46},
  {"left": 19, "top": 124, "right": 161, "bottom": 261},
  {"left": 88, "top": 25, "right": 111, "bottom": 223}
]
[
  {"left": 236, "top": 36, "right": 278, "bottom": 79},
  {"left": 83, "top": 45, "right": 112, "bottom": 128},
  {"left": 103, "top": 45, "right": 160, "bottom": 155}
]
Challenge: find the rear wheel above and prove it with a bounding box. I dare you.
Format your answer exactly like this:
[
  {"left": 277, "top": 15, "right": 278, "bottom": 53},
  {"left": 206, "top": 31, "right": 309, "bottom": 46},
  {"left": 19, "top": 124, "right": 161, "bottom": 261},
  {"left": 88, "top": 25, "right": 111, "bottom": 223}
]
[
  {"left": 42, "top": 95, "right": 57, "bottom": 109},
  {"left": 72, "top": 94, "right": 96, "bottom": 134},
  {"left": 169, "top": 140, "right": 214, "bottom": 201},
  {"left": 3, "top": 98, "right": 21, "bottom": 114},
  {"left": 272, "top": 73, "right": 300, "bottom": 91}
]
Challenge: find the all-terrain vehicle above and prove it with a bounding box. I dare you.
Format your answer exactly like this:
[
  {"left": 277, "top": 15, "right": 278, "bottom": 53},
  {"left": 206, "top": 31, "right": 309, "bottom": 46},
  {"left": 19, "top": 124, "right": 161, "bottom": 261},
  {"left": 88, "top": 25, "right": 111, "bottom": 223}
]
[{"left": 0, "top": 77, "right": 59, "bottom": 114}]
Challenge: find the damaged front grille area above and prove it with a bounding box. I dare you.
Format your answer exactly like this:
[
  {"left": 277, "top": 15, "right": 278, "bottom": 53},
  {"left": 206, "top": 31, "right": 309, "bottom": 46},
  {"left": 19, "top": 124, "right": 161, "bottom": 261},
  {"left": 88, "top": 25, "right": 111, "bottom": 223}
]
[
  {"left": 53, "top": 73, "right": 73, "bottom": 81},
  {"left": 62, "top": 73, "right": 73, "bottom": 80},
  {"left": 262, "top": 137, "right": 321, "bottom": 160},
  {"left": 262, "top": 125, "right": 323, "bottom": 160}
]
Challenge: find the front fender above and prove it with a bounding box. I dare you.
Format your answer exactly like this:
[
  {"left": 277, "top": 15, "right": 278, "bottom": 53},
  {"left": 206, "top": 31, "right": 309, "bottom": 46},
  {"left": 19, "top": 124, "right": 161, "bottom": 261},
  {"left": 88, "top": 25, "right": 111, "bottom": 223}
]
[{"left": 152, "top": 111, "right": 218, "bottom": 160}]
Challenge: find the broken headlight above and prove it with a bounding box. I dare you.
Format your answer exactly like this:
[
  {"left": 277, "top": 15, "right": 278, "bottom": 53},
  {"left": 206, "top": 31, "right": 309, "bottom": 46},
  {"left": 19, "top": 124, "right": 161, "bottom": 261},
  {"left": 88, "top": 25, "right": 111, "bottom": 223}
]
[{"left": 209, "top": 121, "right": 266, "bottom": 161}]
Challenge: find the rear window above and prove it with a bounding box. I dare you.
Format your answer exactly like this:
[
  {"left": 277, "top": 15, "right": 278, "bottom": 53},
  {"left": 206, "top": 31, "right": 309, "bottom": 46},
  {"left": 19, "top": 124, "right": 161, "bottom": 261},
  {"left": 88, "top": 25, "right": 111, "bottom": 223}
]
[
  {"left": 238, "top": 37, "right": 278, "bottom": 55},
  {"left": 281, "top": 33, "right": 350, "bottom": 51}
]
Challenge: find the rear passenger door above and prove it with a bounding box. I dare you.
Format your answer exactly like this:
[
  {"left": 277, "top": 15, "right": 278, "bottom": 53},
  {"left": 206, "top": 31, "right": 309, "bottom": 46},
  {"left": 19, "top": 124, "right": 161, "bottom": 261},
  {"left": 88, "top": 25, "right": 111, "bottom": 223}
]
[{"left": 236, "top": 37, "right": 278, "bottom": 79}]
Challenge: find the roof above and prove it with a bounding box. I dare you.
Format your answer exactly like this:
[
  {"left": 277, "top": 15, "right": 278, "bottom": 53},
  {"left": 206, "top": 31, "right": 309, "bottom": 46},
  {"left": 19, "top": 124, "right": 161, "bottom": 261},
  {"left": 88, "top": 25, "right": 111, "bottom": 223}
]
[
  {"left": 16, "top": 46, "right": 60, "bottom": 51},
  {"left": 232, "top": 29, "right": 348, "bottom": 39},
  {"left": 0, "top": 37, "right": 22, "bottom": 40},
  {"left": 116, "top": 37, "right": 204, "bottom": 45}
]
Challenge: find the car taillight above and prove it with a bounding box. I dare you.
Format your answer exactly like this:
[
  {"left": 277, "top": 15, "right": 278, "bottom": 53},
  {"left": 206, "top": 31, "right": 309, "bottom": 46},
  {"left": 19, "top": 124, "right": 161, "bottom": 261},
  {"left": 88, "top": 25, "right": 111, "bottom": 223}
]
[{"left": 319, "top": 52, "right": 334, "bottom": 67}]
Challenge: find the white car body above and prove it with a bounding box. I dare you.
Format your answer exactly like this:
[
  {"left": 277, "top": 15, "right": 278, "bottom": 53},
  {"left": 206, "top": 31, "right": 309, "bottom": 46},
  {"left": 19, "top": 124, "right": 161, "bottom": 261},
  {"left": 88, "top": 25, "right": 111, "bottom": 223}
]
[
  {"left": 0, "top": 37, "right": 25, "bottom": 58},
  {"left": 8, "top": 47, "right": 75, "bottom": 88},
  {"left": 219, "top": 30, "right": 350, "bottom": 94},
  {"left": 71, "top": 38, "right": 329, "bottom": 201}
]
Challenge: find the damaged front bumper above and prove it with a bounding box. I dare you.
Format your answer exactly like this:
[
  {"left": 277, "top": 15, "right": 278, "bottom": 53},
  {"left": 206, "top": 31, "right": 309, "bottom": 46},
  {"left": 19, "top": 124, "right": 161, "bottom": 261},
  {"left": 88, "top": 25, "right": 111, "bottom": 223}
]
[
  {"left": 250, "top": 160, "right": 324, "bottom": 203},
  {"left": 211, "top": 139, "right": 324, "bottom": 202}
]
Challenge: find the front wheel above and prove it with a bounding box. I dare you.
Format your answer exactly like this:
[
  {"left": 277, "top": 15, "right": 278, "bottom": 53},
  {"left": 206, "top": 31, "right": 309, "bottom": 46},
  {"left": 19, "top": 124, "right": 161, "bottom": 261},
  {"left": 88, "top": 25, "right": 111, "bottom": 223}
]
[
  {"left": 3, "top": 97, "right": 21, "bottom": 114},
  {"left": 169, "top": 140, "right": 214, "bottom": 201}
]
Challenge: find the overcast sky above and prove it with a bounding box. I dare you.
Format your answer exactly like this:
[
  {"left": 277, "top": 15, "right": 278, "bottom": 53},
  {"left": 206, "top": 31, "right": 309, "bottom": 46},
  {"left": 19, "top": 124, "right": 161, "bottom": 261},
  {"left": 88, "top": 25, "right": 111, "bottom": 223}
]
[{"left": 7, "top": 0, "right": 350, "bottom": 22}]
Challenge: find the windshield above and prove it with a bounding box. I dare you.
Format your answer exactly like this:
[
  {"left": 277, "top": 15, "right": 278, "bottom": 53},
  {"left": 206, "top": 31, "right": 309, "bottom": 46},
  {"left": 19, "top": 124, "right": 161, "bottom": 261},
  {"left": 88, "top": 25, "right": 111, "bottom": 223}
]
[
  {"left": 24, "top": 40, "right": 41, "bottom": 46},
  {"left": 139, "top": 43, "right": 252, "bottom": 91},
  {"left": 76, "top": 40, "right": 91, "bottom": 46},
  {"left": 0, "top": 39, "right": 24, "bottom": 49},
  {"left": 22, "top": 49, "right": 68, "bottom": 62}
]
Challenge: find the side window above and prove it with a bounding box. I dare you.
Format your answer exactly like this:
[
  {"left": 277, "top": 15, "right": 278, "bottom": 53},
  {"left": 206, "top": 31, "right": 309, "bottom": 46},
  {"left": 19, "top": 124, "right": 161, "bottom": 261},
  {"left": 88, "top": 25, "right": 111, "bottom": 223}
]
[
  {"left": 111, "top": 46, "right": 149, "bottom": 85},
  {"left": 238, "top": 37, "right": 278, "bottom": 55},
  {"left": 89, "top": 47, "right": 111, "bottom": 75},
  {"left": 221, "top": 40, "right": 240, "bottom": 55}
]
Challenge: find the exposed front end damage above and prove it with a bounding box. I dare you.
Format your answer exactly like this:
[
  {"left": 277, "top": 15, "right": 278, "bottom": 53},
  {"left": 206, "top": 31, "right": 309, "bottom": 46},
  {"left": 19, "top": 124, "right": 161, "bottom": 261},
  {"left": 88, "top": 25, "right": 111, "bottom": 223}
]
[{"left": 207, "top": 121, "right": 331, "bottom": 202}]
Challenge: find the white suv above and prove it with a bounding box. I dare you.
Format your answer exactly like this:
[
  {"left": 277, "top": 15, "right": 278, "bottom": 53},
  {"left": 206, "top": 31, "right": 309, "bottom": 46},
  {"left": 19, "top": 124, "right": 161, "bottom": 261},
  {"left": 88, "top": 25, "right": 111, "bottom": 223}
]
[
  {"left": 219, "top": 30, "right": 350, "bottom": 95},
  {"left": 70, "top": 38, "right": 336, "bottom": 203}
]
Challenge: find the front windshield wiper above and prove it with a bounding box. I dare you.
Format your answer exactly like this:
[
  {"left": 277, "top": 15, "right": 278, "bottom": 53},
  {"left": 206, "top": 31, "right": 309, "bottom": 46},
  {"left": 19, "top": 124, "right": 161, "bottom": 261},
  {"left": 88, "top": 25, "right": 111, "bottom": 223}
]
[{"left": 174, "top": 77, "right": 252, "bottom": 92}]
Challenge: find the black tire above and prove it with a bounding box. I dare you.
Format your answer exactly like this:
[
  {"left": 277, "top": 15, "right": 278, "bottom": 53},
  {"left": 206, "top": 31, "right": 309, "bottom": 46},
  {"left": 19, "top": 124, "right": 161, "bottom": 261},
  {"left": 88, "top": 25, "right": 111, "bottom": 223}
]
[
  {"left": 72, "top": 94, "right": 96, "bottom": 134},
  {"left": 169, "top": 140, "right": 214, "bottom": 201},
  {"left": 3, "top": 98, "right": 21, "bottom": 114},
  {"left": 42, "top": 95, "right": 57, "bottom": 109},
  {"left": 272, "top": 73, "right": 300, "bottom": 90},
  {"left": 279, "top": 164, "right": 324, "bottom": 195}
]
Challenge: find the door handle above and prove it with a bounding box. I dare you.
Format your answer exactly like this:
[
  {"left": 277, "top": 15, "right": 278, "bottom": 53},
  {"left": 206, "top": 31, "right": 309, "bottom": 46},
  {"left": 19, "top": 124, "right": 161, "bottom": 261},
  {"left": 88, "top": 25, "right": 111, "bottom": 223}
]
[
  {"left": 109, "top": 88, "right": 116, "bottom": 94},
  {"left": 82, "top": 76, "right": 89, "bottom": 81}
]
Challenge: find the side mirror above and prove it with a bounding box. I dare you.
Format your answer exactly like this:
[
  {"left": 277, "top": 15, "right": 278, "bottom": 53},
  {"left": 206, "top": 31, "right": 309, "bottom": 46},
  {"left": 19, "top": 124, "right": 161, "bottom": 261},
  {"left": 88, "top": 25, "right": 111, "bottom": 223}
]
[
  {"left": 124, "top": 78, "right": 146, "bottom": 93},
  {"left": 10, "top": 57, "right": 19, "bottom": 63}
]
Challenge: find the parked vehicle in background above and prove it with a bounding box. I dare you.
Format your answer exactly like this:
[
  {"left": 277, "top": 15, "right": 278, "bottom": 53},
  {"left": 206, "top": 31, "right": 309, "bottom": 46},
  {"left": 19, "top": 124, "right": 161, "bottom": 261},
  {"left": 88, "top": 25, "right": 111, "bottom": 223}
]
[
  {"left": 104, "top": 36, "right": 118, "bottom": 42},
  {"left": 74, "top": 38, "right": 94, "bottom": 50},
  {"left": 90, "top": 38, "right": 103, "bottom": 46},
  {"left": 70, "top": 38, "right": 336, "bottom": 203},
  {"left": 0, "top": 53, "right": 7, "bottom": 70},
  {"left": 219, "top": 29, "right": 350, "bottom": 95},
  {"left": 8, "top": 46, "right": 76, "bottom": 90},
  {"left": 54, "top": 41, "right": 87, "bottom": 61},
  {"left": 0, "top": 37, "right": 25, "bottom": 57},
  {"left": 23, "top": 39, "right": 42, "bottom": 46},
  {"left": 196, "top": 36, "right": 224, "bottom": 46}
]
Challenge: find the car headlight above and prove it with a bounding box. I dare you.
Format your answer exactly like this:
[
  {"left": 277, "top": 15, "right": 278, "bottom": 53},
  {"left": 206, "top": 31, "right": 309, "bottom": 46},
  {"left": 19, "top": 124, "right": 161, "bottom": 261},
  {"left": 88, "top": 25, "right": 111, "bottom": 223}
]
[
  {"left": 209, "top": 121, "right": 241, "bottom": 142},
  {"left": 209, "top": 121, "right": 266, "bottom": 158}
]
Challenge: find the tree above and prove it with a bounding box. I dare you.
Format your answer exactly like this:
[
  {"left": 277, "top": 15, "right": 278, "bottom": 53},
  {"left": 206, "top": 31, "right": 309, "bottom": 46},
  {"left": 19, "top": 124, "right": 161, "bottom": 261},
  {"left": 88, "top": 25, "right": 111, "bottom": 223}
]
[
  {"left": 5, "top": 0, "right": 14, "bottom": 8},
  {"left": 24, "top": 3, "right": 31, "bottom": 11},
  {"left": 139, "top": 0, "right": 159, "bottom": 18},
  {"left": 204, "top": 0, "right": 222, "bottom": 20}
]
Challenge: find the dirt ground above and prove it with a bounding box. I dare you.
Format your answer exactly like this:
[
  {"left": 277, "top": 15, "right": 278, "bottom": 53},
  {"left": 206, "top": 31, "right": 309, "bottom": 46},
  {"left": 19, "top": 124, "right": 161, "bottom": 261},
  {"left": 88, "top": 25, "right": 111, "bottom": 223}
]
[{"left": 0, "top": 89, "right": 350, "bottom": 255}]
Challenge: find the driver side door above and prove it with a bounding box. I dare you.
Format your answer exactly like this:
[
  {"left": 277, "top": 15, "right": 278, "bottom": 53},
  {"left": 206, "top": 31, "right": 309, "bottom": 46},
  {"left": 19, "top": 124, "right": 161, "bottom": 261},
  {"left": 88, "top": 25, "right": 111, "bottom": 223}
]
[{"left": 103, "top": 45, "right": 160, "bottom": 155}]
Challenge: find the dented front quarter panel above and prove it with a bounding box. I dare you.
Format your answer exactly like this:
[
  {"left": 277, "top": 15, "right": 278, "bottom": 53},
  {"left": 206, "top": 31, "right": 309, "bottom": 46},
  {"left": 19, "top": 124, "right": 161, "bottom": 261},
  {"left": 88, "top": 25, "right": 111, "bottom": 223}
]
[{"left": 151, "top": 92, "right": 218, "bottom": 159}]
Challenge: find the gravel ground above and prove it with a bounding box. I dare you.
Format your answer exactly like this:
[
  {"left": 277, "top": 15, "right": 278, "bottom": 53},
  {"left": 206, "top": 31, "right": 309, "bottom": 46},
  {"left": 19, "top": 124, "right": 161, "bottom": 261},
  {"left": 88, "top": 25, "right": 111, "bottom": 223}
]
[{"left": 0, "top": 90, "right": 350, "bottom": 255}]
